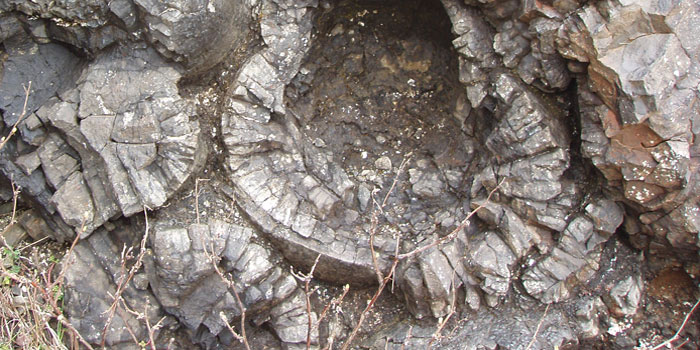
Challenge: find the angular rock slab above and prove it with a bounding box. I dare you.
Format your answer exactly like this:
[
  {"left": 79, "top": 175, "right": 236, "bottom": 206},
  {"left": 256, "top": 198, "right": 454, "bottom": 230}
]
[
  {"left": 559, "top": 0, "right": 700, "bottom": 252},
  {"left": 2, "top": 43, "right": 205, "bottom": 238},
  {"left": 63, "top": 227, "right": 166, "bottom": 347},
  {"left": 144, "top": 217, "right": 316, "bottom": 348}
]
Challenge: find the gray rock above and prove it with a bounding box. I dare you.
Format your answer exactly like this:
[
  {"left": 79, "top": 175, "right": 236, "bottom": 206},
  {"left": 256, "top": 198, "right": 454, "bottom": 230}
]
[
  {"left": 0, "top": 35, "right": 81, "bottom": 126},
  {"left": 434, "top": 304, "right": 578, "bottom": 350},
  {"left": 0, "top": 37, "right": 205, "bottom": 239},
  {"left": 486, "top": 81, "right": 569, "bottom": 162},
  {"left": 268, "top": 290, "right": 319, "bottom": 346},
  {"left": 73, "top": 46, "right": 204, "bottom": 234},
  {"left": 469, "top": 232, "right": 516, "bottom": 297},
  {"left": 408, "top": 167, "right": 445, "bottom": 199},
  {"left": 575, "top": 297, "right": 608, "bottom": 339},
  {"left": 607, "top": 275, "right": 644, "bottom": 318},
  {"left": 585, "top": 198, "right": 624, "bottom": 236},
  {"left": 50, "top": 172, "right": 95, "bottom": 233},
  {"left": 418, "top": 248, "right": 457, "bottom": 317},
  {"left": 374, "top": 156, "right": 392, "bottom": 171},
  {"left": 558, "top": 0, "right": 700, "bottom": 253},
  {"left": 63, "top": 227, "right": 166, "bottom": 347},
  {"left": 15, "top": 151, "right": 41, "bottom": 176},
  {"left": 37, "top": 133, "right": 79, "bottom": 190},
  {"left": 4, "top": 0, "right": 700, "bottom": 347},
  {"left": 134, "top": 0, "right": 254, "bottom": 74},
  {"left": 143, "top": 193, "right": 305, "bottom": 348},
  {"left": 493, "top": 20, "right": 530, "bottom": 69}
]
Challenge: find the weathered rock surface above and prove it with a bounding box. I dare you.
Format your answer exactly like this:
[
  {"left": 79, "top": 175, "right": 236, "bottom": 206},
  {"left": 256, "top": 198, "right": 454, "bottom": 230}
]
[
  {"left": 145, "top": 217, "right": 318, "bottom": 348},
  {"left": 134, "top": 0, "right": 254, "bottom": 74},
  {"left": 2, "top": 0, "right": 700, "bottom": 348},
  {"left": 142, "top": 180, "right": 319, "bottom": 349},
  {"left": 561, "top": 0, "right": 700, "bottom": 255},
  {"left": 63, "top": 226, "right": 166, "bottom": 348},
  {"left": 1, "top": 24, "right": 205, "bottom": 239}
]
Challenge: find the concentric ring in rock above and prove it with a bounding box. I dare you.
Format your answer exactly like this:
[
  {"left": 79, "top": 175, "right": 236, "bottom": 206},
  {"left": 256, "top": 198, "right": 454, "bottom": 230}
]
[
  {"left": 224, "top": 0, "right": 469, "bottom": 283},
  {"left": 221, "top": 0, "right": 621, "bottom": 319},
  {"left": 0, "top": 43, "right": 206, "bottom": 239}
]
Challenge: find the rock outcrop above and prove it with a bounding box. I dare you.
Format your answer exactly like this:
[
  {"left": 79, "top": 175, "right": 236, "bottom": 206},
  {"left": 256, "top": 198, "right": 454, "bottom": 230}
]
[{"left": 1, "top": 0, "right": 698, "bottom": 348}]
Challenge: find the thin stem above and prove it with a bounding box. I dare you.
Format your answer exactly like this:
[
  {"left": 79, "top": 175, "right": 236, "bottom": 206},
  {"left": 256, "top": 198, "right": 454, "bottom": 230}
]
[
  {"left": 340, "top": 258, "right": 400, "bottom": 350},
  {"left": 650, "top": 298, "right": 700, "bottom": 350},
  {"left": 397, "top": 178, "right": 503, "bottom": 260},
  {"left": 0, "top": 81, "right": 32, "bottom": 151},
  {"left": 525, "top": 304, "right": 551, "bottom": 350}
]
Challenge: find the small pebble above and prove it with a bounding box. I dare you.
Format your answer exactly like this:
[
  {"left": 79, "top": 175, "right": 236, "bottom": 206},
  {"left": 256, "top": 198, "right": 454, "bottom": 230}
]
[{"left": 375, "top": 156, "right": 392, "bottom": 170}]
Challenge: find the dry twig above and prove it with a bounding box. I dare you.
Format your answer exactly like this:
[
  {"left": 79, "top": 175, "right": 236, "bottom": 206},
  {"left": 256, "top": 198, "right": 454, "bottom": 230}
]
[
  {"left": 340, "top": 258, "right": 401, "bottom": 350},
  {"left": 340, "top": 178, "right": 504, "bottom": 349},
  {"left": 369, "top": 155, "right": 412, "bottom": 284},
  {"left": 122, "top": 302, "right": 167, "bottom": 350},
  {"left": 400, "top": 325, "right": 413, "bottom": 350},
  {"left": 294, "top": 261, "right": 350, "bottom": 349},
  {"left": 525, "top": 303, "right": 551, "bottom": 350},
  {"left": 315, "top": 284, "right": 350, "bottom": 333},
  {"left": 0, "top": 81, "right": 32, "bottom": 151},
  {"left": 101, "top": 206, "right": 152, "bottom": 347},
  {"left": 429, "top": 269, "right": 457, "bottom": 347},
  {"left": 397, "top": 178, "right": 503, "bottom": 260},
  {"left": 15, "top": 225, "right": 97, "bottom": 350},
  {"left": 291, "top": 254, "right": 322, "bottom": 349},
  {"left": 203, "top": 231, "right": 251, "bottom": 350},
  {"left": 649, "top": 298, "right": 700, "bottom": 350}
]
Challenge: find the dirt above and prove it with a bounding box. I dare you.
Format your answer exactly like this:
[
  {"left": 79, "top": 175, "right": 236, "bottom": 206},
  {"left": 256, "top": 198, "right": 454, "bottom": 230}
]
[{"left": 287, "top": 0, "right": 473, "bottom": 182}]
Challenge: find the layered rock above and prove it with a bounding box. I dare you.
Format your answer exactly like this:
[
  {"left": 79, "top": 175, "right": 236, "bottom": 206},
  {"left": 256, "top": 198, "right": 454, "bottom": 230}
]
[
  {"left": 1, "top": 0, "right": 699, "bottom": 348},
  {"left": 134, "top": 0, "right": 254, "bottom": 74},
  {"left": 1, "top": 26, "right": 205, "bottom": 239},
  {"left": 143, "top": 180, "right": 319, "bottom": 349},
  {"left": 0, "top": 0, "right": 254, "bottom": 73},
  {"left": 558, "top": 0, "right": 700, "bottom": 254},
  {"left": 222, "top": 0, "right": 392, "bottom": 286},
  {"left": 145, "top": 218, "right": 317, "bottom": 348},
  {"left": 63, "top": 226, "right": 167, "bottom": 348},
  {"left": 394, "top": 0, "right": 590, "bottom": 317}
]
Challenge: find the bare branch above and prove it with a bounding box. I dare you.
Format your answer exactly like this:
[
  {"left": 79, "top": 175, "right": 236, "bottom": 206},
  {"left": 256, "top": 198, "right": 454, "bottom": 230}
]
[
  {"left": 314, "top": 284, "right": 349, "bottom": 332},
  {"left": 220, "top": 312, "right": 245, "bottom": 343},
  {"left": 289, "top": 254, "right": 322, "bottom": 350},
  {"left": 31, "top": 227, "right": 96, "bottom": 350},
  {"left": 0, "top": 81, "right": 32, "bottom": 152},
  {"left": 397, "top": 178, "right": 503, "bottom": 260},
  {"left": 203, "top": 228, "right": 251, "bottom": 350},
  {"left": 101, "top": 206, "right": 152, "bottom": 347},
  {"left": 525, "top": 303, "right": 551, "bottom": 350},
  {"left": 340, "top": 258, "right": 401, "bottom": 350},
  {"left": 650, "top": 297, "right": 700, "bottom": 350},
  {"left": 1, "top": 177, "right": 21, "bottom": 247},
  {"left": 400, "top": 325, "right": 413, "bottom": 350},
  {"left": 369, "top": 155, "right": 411, "bottom": 284},
  {"left": 429, "top": 269, "right": 457, "bottom": 347},
  {"left": 340, "top": 178, "right": 504, "bottom": 349}
]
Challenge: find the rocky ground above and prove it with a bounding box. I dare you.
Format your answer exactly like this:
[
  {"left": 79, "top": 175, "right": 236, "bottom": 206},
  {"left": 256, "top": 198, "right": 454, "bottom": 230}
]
[{"left": 0, "top": 0, "right": 699, "bottom": 349}]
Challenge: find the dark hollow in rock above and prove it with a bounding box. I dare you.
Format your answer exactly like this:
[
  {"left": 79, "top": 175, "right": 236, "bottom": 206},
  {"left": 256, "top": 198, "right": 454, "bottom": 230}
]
[
  {"left": 288, "top": 0, "right": 472, "bottom": 179},
  {"left": 284, "top": 0, "right": 477, "bottom": 274},
  {"left": 222, "top": 0, "right": 482, "bottom": 294}
]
